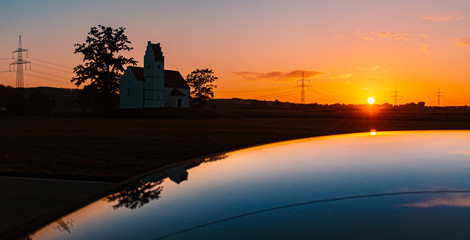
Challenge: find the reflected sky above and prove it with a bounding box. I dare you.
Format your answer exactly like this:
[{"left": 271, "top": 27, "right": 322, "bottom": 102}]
[
  {"left": 404, "top": 193, "right": 470, "bottom": 208},
  {"left": 26, "top": 131, "right": 470, "bottom": 240}
]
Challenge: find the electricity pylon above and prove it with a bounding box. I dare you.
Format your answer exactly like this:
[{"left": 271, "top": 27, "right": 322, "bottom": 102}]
[
  {"left": 390, "top": 87, "right": 401, "bottom": 106},
  {"left": 294, "top": 72, "right": 312, "bottom": 103},
  {"left": 10, "top": 35, "right": 31, "bottom": 88}
]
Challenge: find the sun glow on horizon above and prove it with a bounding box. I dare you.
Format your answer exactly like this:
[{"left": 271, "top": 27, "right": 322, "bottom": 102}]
[{"left": 367, "top": 97, "right": 376, "bottom": 104}]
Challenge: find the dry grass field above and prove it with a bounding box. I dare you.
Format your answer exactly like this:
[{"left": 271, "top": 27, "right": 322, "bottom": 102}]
[{"left": 2, "top": 109, "right": 470, "bottom": 181}]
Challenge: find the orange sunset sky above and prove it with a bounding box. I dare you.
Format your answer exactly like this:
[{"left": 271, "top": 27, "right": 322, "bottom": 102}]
[{"left": 0, "top": 0, "right": 469, "bottom": 105}]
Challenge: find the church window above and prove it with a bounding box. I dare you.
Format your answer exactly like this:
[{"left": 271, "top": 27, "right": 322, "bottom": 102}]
[
  {"left": 127, "top": 88, "right": 130, "bottom": 96},
  {"left": 157, "top": 65, "right": 160, "bottom": 70}
]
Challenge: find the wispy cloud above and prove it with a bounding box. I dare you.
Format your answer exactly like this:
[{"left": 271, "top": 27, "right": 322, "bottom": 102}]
[
  {"left": 456, "top": 38, "right": 470, "bottom": 48},
  {"left": 295, "top": 26, "right": 311, "bottom": 31},
  {"left": 333, "top": 33, "right": 345, "bottom": 39},
  {"left": 357, "top": 65, "right": 381, "bottom": 72},
  {"left": 455, "top": 150, "right": 470, "bottom": 155},
  {"left": 233, "top": 70, "right": 324, "bottom": 81},
  {"left": 404, "top": 194, "right": 470, "bottom": 208},
  {"left": 331, "top": 73, "right": 354, "bottom": 79},
  {"left": 366, "top": 75, "right": 382, "bottom": 80},
  {"left": 421, "top": 10, "right": 467, "bottom": 22},
  {"left": 354, "top": 28, "right": 427, "bottom": 43},
  {"left": 420, "top": 44, "right": 431, "bottom": 55},
  {"left": 354, "top": 28, "right": 431, "bottom": 55}
]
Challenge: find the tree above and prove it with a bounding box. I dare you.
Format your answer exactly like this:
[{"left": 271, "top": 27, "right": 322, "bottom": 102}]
[
  {"left": 272, "top": 99, "right": 282, "bottom": 107},
  {"left": 71, "top": 25, "right": 137, "bottom": 111},
  {"left": 106, "top": 180, "right": 163, "bottom": 210},
  {"left": 185, "top": 68, "right": 218, "bottom": 106}
]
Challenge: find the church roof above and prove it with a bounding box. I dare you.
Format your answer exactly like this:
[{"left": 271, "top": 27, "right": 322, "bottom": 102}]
[
  {"left": 128, "top": 67, "right": 190, "bottom": 89},
  {"left": 170, "top": 88, "right": 186, "bottom": 96},
  {"left": 164, "top": 70, "right": 190, "bottom": 89},
  {"left": 128, "top": 67, "right": 144, "bottom": 80}
]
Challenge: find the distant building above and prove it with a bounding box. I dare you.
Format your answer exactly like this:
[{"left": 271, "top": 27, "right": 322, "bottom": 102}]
[{"left": 120, "top": 41, "right": 190, "bottom": 109}]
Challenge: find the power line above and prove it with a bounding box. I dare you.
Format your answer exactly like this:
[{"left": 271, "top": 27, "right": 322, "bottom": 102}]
[
  {"left": 217, "top": 86, "right": 291, "bottom": 93},
  {"left": 24, "top": 72, "right": 71, "bottom": 84},
  {"left": 305, "top": 92, "right": 335, "bottom": 103},
  {"left": 309, "top": 90, "right": 353, "bottom": 103},
  {"left": 312, "top": 86, "right": 360, "bottom": 103},
  {"left": 314, "top": 85, "right": 361, "bottom": 101},
  {"left": 269, "top": 91, "right": 299, "bottom": 98},
  {"left": 33, "top": 62, "right": 71, "bottom": 73},
  {"left": 0, "top": 58, "right": 13, "bottom": 61},
  {"left": 254, "top": 90, "right": 297, "bottom": 99},
  {"left": 30, "top": 68, "right": 67, "bottom": 80},
  {"left": 27, "top": 56, "right": 71, "bottom": 69}
]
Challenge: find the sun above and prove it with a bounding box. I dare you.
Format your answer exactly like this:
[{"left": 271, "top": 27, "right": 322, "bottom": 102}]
[{"left": 367, "top": 96, "right": 375, "bottom": 104}]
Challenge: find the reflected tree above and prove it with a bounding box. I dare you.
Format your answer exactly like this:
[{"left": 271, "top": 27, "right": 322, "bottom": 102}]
[
  {"left": 204, "top": 153, "right": 229, "bottom": 163},
  {"left": 106, "top": 180, "right": 163, "bottom": 210},
  {"left": 106, "top": 155, "right": 226, "bottom": 211},
  {"left": 19, "top": 235, "right": 33, "bottom": 240},
  {"left": 53, "top": 218, "right": 73, "bottom": 234}
]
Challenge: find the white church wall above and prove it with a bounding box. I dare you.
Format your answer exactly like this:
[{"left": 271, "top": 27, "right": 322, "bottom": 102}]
[
  {"left": 120, "top": 69, "right": 144, "bottom": 109},
  {"left": 179, "top": 88, "right": 190, "bottom": 108}
]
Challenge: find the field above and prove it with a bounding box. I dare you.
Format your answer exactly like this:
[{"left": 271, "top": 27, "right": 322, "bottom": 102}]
[{"left": 2, "top": 108, "right": 470, "bottom": 181}]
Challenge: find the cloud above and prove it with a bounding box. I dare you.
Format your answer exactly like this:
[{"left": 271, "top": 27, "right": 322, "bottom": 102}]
[
  {"left": 421, "top": 10, "right": 467, "bottom": 22},
  {"left": 455, "top": 150, "right": 470, "bottom": 155},
  {"left": 295, "top": 26, "right": 311, "bottom": 31},
  {"left": 456, "top": 38, "right": 470, "bottom": 48},
  {"left": 332, "top": 73, "right": 354, "bottom": 79},
  {"left": 366, "top": 75, "right": 382, "bottom": 80},
  {"left": 420, "top": 44, "right": 431, "bottom": 55},
  {"left": 233, "top": 70, "right": 324, "bottom": 81},
  {"left": 333, "top": 33, "right": 345, "bottom": 39},
  {"left": 357, "top": 65, "right": 381, "bottom": 72},
  {"left": 354, "top": 28, "right": 427, "bottom": 43},
  {"left": 354, "top": 28, "right": 431, "bottom": 55},
  {"left": 403, "top": 194, "right": 470, "bottom": 208}
]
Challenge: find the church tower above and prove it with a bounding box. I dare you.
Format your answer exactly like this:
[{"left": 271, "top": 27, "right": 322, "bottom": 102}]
[{"left": 143, "top": 41, "right": 165, "bottom": 107}]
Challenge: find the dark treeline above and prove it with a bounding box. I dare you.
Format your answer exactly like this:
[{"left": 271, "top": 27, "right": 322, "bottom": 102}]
[
  {"left": 0, "top": 85, "right": 78, "bottom": 115},
  {"left": 210, "top": 98, "right": 468, "bottom": 111}
]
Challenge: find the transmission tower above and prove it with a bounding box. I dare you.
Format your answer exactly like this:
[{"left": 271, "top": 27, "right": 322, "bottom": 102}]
[
  {"left": 389, "top": 87, "right": 401, "bottom": 106},
  {"left": 9, "top": 36, "right": 31, "bottom": 88},
  {"left": 294, "top": 72, "right": 312, "bottom": 103},
  {"left": 436, "top": 89, "right": 443, "bottom": 107}
]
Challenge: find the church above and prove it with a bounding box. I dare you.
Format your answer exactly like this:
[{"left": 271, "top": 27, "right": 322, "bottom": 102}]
[{"left": 120, "top": 41, "right": 190, "bottom": 109}]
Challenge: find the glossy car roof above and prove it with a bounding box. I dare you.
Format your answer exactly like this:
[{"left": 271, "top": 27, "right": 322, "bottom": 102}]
[{"left": 13, "top": 130, "right": 470, "bottom": 239}]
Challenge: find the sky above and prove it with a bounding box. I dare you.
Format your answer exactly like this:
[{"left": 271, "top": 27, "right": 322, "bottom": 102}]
[{"left": 0, "top": 0, "right": 469, "bottom": 105}]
